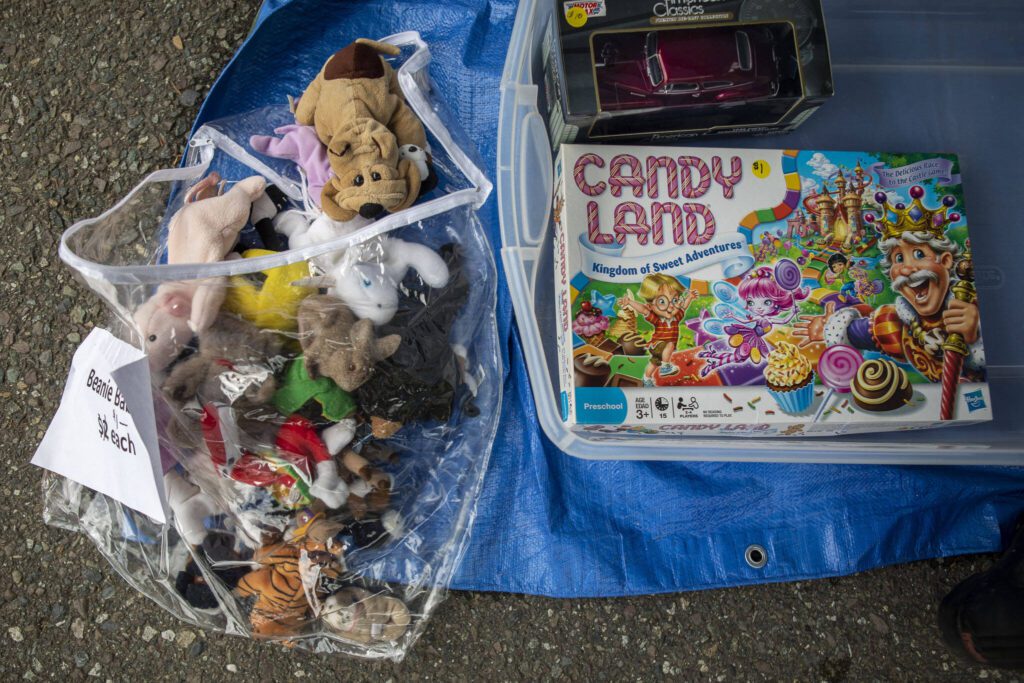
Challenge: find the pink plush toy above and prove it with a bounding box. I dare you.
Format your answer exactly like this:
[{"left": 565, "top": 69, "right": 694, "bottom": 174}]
[
  {"left": 250, "top": 125, "right": 332, "bottom": 208},
  {"left": 136, "top": 174, "right": 267, "bottom": 371}
]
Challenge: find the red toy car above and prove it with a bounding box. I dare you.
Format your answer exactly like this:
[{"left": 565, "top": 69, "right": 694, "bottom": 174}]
[{"left": 593, "top": 26, "right": 783, "bottom": 112}]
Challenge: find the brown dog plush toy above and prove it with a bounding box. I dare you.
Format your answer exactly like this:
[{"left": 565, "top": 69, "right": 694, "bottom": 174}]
[{"left": 295, "top": 39, "right": 431, "bottom": 222}]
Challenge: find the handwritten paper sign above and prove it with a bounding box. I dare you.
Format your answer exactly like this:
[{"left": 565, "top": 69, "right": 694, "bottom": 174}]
[{"left": 32, "top": 328, "right": 166, "bottom": 523}]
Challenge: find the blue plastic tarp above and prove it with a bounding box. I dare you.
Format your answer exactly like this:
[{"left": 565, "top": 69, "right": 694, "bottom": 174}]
[{"left": 193, "top": 0, "right": 1024, "bottom": 597}]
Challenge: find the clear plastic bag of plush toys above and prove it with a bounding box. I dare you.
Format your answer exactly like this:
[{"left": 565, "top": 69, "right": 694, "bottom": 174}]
[{"left": 42, "top": 33, "right": 500, "bottom": 660}]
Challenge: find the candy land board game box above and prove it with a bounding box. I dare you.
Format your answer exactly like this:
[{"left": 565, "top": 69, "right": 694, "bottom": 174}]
[{"left": 552, "top": 143, "right": 993, "bottom": 437}]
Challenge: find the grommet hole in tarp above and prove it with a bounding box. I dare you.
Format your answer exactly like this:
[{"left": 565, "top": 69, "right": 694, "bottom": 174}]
[{"left": 745, "top": 544, "right": 768, "bottom": 569}]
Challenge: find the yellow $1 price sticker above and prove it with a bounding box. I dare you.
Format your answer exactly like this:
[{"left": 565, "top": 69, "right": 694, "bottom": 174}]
[
  {"left": 752, "top": 160, "right": 771, "bottom": 178},
  {"left": 565, "top": 6, "right": 588, "bottom": 28}
]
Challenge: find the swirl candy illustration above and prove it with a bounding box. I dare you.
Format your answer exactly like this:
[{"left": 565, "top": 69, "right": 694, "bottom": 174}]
[
  {"left": 773, "top": 258, "right": 803, "bottom": 291},
  {"left": 851, "top": 359, "right": 913, "bottom": 412}
]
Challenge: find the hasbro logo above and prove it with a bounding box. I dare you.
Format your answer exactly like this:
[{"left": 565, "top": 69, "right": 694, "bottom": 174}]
[{"left": 964, "top": 390, "right": 986, "bottom": 413}]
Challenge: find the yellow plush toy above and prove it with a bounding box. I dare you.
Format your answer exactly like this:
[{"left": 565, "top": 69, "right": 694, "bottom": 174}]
[{"left": 223, "top": 249, "right": 315, "bottom": 332}]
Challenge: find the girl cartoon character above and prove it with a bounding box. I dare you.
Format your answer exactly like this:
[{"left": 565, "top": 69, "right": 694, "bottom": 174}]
[
  {"left": 618, "top": 274, "right": 697, "bottom": 383},
  {"left": 699, "top": 260, "right": 809, "bottom": 376}
]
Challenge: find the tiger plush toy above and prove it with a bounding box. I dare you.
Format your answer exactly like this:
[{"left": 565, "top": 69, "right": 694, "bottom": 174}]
[{"left": 235, "top": 513, "right": 345, "bottom": 638}]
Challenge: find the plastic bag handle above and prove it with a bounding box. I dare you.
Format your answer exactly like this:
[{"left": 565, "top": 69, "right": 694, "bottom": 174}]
[{"left": 59, "top": 31, "right": 491, "bottom": 286}]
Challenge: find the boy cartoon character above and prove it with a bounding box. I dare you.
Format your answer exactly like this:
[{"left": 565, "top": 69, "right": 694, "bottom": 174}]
[
  {"left": 821, "top": 252, "right": 849, "bottom": 286},
  {"left": 619, "top": 274, "right": 697, "bottom": 383}
]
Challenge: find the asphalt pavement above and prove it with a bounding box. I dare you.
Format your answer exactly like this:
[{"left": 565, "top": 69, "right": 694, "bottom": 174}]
[{"left": 0, "top": 0, "right": 1017, "bottom": 680}]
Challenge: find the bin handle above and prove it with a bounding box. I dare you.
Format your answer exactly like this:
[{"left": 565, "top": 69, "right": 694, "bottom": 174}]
[{"left": 518, "top": 108, "right": 554, "bottom": 245}]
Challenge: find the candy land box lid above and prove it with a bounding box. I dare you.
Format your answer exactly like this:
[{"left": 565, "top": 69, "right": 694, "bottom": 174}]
[{"left": 553, "top": 144, "right": 990, "bottom": 426}]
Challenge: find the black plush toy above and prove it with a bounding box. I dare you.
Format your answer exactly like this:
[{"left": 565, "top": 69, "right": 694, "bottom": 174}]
[
  {"left": 238, "top": 184, "right": 291, "bottom": 252},
  {"left": 356, "top": 243, "right": 472, "bottom": 430},
  {"left": 174, "top": 531, "right": 251, "bottom": 610}
]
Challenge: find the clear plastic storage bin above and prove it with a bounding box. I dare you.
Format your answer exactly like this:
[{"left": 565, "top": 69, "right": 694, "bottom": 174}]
[{"left": 497, "top": 0, "right": 1024, "bottom": 464}]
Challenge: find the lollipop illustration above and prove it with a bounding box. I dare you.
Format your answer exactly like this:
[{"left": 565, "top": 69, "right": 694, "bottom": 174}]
[
  {"left": 812, "top": 344, "right": 864, "bottom": 421},
  {"left": 773, "top": 258, "right": 802, "bottom": 291}
]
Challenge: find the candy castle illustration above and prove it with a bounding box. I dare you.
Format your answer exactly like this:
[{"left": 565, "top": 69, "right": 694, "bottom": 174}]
[{"left": 787, "top": 161, "right": 872, "bottom": 249}]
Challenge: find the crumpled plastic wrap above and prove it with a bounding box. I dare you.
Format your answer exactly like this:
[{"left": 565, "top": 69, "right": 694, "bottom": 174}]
[{"left": 43, "top": 33, "right": 500, "bottom": 660}]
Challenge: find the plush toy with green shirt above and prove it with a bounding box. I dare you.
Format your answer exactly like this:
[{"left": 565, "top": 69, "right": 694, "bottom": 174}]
[{"left": 272, "top": 295, "right": 401, "bottom": 453}]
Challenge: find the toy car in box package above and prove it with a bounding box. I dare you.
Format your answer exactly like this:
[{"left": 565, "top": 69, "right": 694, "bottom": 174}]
[
  {"left": 552, "top": 143, "right": 992, "bottom": 437},
  {"left": 543, "top": 0, "right": 833, "bottom": 145}
]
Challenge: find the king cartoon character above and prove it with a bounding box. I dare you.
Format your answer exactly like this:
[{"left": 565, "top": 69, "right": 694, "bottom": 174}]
[{"left": 794, "top": 186, "right": 983, "bottom": 381}]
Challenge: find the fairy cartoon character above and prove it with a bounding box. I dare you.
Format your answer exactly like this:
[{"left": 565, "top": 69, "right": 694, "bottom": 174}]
[
  {"left": 698, "top": 259, "right": 809, "bottom": 376},
  {"left": 618, "top": 274, "right": 697, "bottom": 383}
]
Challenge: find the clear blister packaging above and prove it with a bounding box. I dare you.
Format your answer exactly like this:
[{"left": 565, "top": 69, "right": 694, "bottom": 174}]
[{"left": 43, "top": 33, "right": 499, "bottom": 660}]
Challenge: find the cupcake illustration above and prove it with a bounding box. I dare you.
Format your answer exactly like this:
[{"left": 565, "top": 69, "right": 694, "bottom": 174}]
[
  {"left": 573, "top": 301, "right": 609, "bottom": 347},
  {"left": 764, "top": 341, "right": 815, "bottom": 415}
]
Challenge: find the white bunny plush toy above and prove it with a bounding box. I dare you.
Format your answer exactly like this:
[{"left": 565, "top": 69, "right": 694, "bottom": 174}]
[
  {"left": 295, "top": 236, "right": 449, "bottom": 325},
  {"left": 273, "top": 209, "right": 371, "bottom": 251}
]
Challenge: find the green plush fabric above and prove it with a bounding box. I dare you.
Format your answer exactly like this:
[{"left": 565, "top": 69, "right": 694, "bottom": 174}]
[{"left": 273, "top": 357, "right": 356, "bottom": 421}]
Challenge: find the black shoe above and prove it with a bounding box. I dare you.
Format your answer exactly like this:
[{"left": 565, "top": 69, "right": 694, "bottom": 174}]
[{"left": 938, "top": 514, "right": 1024, "bottom": 669}]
